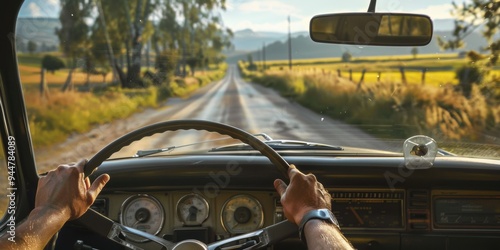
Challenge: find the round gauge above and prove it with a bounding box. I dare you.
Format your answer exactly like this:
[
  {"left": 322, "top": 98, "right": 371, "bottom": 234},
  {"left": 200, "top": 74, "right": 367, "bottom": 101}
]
[
  {"left": 176, "top": 194, "right": 210, "bottom": 226},
  {"left": 221, "top": 194, "right": 264, "bottom": 234},
  {"left": 120, "top": 194, "right": 165, "bottom": 242}
]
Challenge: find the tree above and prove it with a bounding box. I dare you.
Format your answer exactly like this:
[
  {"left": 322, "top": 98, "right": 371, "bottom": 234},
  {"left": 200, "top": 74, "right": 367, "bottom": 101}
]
[
  {"left": 438, "top": 1, "right": 500, "bottom": 66},
  {"left": 342, "top": 51, "right": 352, "bottom": 62},
  {"left": 41, "top": 55, "right": 65, "bottom": 74},
  {"left": 153, "top": 0, "right": 232, "bottom": 78},
  {"left": 56, "top": 0, "right": 92, "bottom": 91},
  {"left": 186, "top": 57, "right": 199, "bottom": 76},
  {"left": 54, "top": 0, "right": 232, "bottom": 89},
  {"left": 27, "top": 40, "right": 37, "bottom": 54},
  {"left": 411, "top": 47, "right": 418, "bottom": 59},
  {"left": 246, "top": 54, "right": 257, "bottom": 71}
]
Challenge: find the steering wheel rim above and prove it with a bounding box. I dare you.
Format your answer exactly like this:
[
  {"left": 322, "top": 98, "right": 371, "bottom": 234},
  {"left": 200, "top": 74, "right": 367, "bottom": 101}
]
[
  {"left": 85, "top": 119, "right": 291, "bottom": 178},
  {"left": 76, "top": 120, "right": 297, "bottom": 249}
]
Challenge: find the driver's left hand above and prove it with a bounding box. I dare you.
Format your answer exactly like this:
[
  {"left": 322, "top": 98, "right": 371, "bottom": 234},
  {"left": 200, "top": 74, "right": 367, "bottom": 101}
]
[{"left": 35, "top": 159, "right": 110, "bottom": 221}]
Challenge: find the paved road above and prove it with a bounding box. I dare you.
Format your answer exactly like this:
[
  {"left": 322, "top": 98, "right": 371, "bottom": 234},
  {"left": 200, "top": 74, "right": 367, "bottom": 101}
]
[{"left": 36, "top": 65, "right": 390, "bottom": 172}]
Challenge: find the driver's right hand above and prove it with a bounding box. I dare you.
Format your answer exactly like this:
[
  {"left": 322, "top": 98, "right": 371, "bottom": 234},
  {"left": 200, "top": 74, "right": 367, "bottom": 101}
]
[{"left": 273, "top": 164, "right": 332, "bottom": 225}]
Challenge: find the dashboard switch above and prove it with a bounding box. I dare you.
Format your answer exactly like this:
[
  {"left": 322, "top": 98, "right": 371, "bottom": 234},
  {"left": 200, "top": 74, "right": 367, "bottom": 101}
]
[{"left": 274, "top": 198, "right": 285, "bottom": 223}]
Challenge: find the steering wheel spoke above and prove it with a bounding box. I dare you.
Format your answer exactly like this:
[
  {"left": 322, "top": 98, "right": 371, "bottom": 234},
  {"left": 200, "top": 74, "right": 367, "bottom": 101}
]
[
  {"left": 207, "top": 220, "right": 298, "bottom": 250},
  {"left": 75, "top": 209, "right": 176, "bottom": 250}
]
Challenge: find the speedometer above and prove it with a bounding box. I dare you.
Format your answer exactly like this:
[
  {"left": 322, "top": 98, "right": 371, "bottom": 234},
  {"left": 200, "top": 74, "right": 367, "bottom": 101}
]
[
  {"left": 120, "top": 194, "right": 165, "bottom": 242},
  {"left": 221, "top": 194, "right": 264, "bottom": 234},
  {"left": 176, "top": 194, "right": 210, "bottom": 226}
]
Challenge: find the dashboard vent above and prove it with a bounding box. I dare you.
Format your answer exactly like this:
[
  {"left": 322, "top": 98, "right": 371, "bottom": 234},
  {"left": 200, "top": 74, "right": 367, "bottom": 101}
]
[
  {"left": 90, "top": 198, "right": 109, "bottom": 216},
  {"left": 407, "top": 190, "right": 430, "bottom": 231}
]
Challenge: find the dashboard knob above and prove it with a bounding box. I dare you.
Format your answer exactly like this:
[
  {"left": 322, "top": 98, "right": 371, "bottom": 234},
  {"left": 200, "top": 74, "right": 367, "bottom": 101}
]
[
  {"left": 366, "top": 240, "right": 381, "bottom": 250},
  {"left": 135, "top": 208, "right": 151, "bottom": 223}
]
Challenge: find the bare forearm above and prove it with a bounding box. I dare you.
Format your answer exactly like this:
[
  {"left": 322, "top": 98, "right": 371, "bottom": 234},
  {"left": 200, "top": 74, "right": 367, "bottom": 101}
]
[
  {"left": 304, "top": 220, "right": 354, "bottom": 250},
  {"left": 0, "top": 207, "right": 68, "bottom": 250}
]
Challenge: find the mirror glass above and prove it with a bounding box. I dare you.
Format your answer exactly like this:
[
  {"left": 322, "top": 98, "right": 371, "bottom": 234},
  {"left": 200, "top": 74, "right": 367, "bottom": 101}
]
[{"left": 310, "top": 13, "right": 433, "bottom": 46}]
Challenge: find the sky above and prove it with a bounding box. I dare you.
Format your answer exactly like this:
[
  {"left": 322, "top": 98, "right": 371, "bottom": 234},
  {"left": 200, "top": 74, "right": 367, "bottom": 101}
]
[{"left": 18, "top": 0, "right": 470, "bottom": 32}]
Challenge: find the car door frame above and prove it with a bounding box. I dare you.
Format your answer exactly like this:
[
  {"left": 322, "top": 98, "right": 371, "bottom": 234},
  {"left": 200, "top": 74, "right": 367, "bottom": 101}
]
[{"left": 0, "top": 0, "right": 40, "bottom": 232}]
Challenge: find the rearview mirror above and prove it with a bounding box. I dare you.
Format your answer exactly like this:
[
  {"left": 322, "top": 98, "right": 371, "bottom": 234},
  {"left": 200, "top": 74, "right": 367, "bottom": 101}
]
[{"left": 310, "top": 13, "right": 433, "bottom": 46}]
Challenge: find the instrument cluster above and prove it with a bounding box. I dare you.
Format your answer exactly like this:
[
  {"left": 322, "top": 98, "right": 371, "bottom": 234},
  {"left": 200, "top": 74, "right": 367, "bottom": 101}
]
[{"left": 115, "top": 191, "right": 271, "bottom": 243}]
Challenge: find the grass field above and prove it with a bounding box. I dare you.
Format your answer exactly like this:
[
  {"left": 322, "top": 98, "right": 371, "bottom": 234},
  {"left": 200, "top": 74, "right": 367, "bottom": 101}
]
[{"left": 255, "top": 53, "right": 500, "bottom": 86}]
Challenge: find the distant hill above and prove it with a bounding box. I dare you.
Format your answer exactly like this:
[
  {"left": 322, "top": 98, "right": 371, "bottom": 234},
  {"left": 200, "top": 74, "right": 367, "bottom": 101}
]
[
  {"left": 226, "top": 29, "right": 490, "bottom": 63},
  {"left": 229, "top": 18, "right": 460, "bottom": 53},
  {"left": 16, "top": 17, "right": 60, "bottom": 52},
  {"left": 231, "top": 28, "right": 309, "bottom": 51}
]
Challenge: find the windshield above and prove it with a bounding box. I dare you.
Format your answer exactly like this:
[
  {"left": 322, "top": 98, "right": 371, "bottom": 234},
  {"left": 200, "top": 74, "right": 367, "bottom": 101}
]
[{"left": 15, "top": 0, "right": 500, "bottom": 173}]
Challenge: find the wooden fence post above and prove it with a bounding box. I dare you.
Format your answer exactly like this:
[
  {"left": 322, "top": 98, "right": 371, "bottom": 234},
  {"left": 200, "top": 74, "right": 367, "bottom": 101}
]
[
  {"left": 337, "top": 69, "right": 341, "bottom": 77},
  {"left": 61, "top": 68, "right": 74, "bottom": 92},
  {"left": 40, "top": 68, "right": 50, "bottom": 100},
  {"left": 399, "top": 66, "right": 407, "bottom": 85},
  {"left": 421, "top": 68, "right": 427, "bottom": 85},
  {"left": 357, "top": 69, "right": 366, "bottom": 91},
  {"left": 349, "top": 69, "right": 353, "bottom": 81}
]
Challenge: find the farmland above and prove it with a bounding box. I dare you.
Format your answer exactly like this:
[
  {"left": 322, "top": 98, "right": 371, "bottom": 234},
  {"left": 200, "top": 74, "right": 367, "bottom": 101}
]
[
  {"left": 241, "top": 53, "right": 500, "bottom": 156},
  {"left": 257, "top": 53, "right": 500, "bottom": 86}
]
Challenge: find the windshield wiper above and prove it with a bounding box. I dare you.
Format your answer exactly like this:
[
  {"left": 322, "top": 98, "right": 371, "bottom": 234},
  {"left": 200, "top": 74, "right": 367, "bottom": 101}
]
[
  {"left": 134, "top": 133, "right": 275, "bottom": 157},
  {"left": 209, "top": 140, "right": 343, "bottom": 152}
]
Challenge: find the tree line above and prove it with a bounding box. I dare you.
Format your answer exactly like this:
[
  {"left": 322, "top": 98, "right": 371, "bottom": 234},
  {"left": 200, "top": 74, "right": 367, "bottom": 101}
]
[{"left": 56, "top": 0, "right": 232, "bottom": 90}]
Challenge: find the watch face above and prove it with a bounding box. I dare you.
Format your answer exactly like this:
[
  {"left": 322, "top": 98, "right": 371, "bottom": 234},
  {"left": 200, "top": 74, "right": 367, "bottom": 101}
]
[{"left": 318, "top": 209, "right": 333, "bottom": 219}]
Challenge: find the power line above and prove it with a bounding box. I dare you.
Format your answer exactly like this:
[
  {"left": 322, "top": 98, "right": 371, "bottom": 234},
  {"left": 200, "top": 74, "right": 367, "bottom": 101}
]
[{"left": 288, "top": 15, "right": 292, "bottom": 70}]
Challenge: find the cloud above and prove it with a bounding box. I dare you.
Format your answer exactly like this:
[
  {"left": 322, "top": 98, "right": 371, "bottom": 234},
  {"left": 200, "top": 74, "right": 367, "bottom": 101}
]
[
  {"left": 406, "top": 4, "right": 454, "bottom": 20},
  {"left": 28, "top": 3, "right": 42, "bottom": 17},
  {"left": 237, "top": 0, "right": 298, "bottom": 15},
  {"left": 229, "top": 15, "right": 310, "bottom": 33},
  {"left": 222, "top": 0, "right": 310, "bottom": 32},
  {"left": 47, "top": 0, "right": 58, "bottom": 7}
]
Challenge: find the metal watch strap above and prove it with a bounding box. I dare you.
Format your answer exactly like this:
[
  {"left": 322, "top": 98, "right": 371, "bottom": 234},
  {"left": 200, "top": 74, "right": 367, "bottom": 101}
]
[{"left": 298, "top": 209, "right": 340, "bottom": 245}]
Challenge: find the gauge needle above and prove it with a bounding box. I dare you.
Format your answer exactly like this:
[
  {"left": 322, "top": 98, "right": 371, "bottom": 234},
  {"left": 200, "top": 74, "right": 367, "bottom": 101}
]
[{"left": 350, "top": 207, "right": 364, "bottom": 225}]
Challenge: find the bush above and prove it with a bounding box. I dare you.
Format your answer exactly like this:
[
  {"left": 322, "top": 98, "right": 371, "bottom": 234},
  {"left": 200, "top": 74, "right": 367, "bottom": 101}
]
[
  {"left": 342, "top": 52, "right": 352, "bottom": 62},
  {"left": 41, "top": 55, "right": 65, "bottom": 73},
  {"left": 247, "top": 63, "right": 257, "bottom": 71},
  {"left": 455, "top": 66, "right": 484, "bottom": 97},
  {"left": 155, "top": 51, "right": 178, "bottom": 81}
]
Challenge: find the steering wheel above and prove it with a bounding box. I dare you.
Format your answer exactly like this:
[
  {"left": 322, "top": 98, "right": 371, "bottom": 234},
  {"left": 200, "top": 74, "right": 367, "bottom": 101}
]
[{"left": 76, "top": 120, "right": 298, "bottom": 250}]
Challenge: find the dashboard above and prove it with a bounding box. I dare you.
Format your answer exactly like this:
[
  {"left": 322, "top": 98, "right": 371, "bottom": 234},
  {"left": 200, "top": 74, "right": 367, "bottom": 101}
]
[{"left": 59, "top": 154, "right": 500, "bottom": 250}]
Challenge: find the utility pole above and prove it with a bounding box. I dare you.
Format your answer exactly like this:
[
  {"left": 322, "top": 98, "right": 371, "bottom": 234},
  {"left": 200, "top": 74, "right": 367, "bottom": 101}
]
[
  {"left": 262, "top": 42, "right": 266, "bottom": 71},
  {"left": 288, "top": 15, "right": 292, "bottom": 70}
]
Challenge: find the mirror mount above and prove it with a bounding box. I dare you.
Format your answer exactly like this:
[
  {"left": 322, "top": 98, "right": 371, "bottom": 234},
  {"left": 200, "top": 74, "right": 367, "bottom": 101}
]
[{"left": 367, "top": 0, "right": 377, "bottom": 13}]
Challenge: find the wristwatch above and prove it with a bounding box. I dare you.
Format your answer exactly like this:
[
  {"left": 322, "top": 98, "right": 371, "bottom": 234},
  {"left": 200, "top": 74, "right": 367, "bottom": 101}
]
[{"left": 298, "top": 208, "right": 340, "bottom": 244}]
